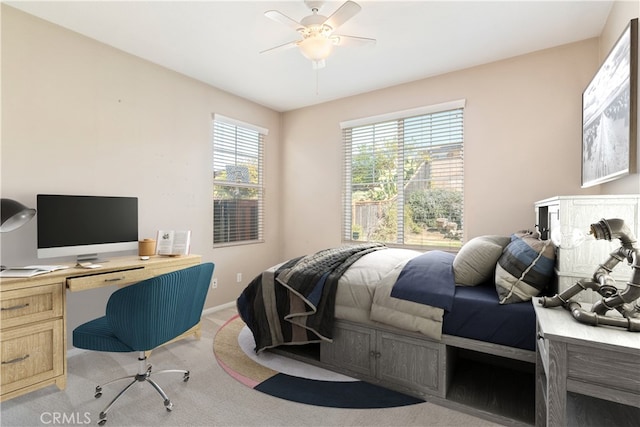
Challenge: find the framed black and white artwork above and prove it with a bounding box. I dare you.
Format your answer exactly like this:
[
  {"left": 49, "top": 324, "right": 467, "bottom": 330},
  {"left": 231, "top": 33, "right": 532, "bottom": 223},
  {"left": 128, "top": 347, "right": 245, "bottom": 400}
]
[{"left": 582, "top": 18, "right": 637, "bottom": 188}]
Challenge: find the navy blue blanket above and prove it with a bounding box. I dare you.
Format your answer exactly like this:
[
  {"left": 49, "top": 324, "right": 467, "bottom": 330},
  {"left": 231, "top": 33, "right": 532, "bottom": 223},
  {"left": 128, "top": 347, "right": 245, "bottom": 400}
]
[
  {"left": 443, "top": 283, "right": 536, "bottom": 351},
  {"left": 390, "top": 250, "right": 456, "bottom": 311}
]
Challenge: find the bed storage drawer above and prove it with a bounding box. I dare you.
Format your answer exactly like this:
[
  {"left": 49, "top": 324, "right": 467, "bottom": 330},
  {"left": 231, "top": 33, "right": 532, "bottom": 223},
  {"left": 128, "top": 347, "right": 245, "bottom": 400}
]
[
  {"left": 321, "top": 321, "right": 375, "bottom": 378},
  {"left": 321, "top": 320, "right": 446, "bottom": 398},
  {"left": 376, "top": 330, "right": 446, "bottom": 398}
]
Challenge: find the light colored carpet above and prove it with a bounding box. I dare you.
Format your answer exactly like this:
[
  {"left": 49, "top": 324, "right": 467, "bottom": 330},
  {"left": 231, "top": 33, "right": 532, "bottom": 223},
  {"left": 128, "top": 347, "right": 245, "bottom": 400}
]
[{"left": 0, "top": 306, "right": 499, "bottom": 427}]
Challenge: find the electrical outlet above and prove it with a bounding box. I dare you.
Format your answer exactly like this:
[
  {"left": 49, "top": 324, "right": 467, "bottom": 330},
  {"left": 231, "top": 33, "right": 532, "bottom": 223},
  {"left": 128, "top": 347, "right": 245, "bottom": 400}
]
[
  {"left": 212, "top": 278, "right": 218, "bottom": 289},
  {"left": 236, "top": 273, "right": 242, "bottom": 283}
]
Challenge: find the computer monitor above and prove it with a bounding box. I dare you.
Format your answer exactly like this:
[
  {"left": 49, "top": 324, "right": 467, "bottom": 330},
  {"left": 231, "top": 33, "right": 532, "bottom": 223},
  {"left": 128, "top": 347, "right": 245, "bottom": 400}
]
[{"left": 37, "top": 194, "right": 138, "bottom": 262}]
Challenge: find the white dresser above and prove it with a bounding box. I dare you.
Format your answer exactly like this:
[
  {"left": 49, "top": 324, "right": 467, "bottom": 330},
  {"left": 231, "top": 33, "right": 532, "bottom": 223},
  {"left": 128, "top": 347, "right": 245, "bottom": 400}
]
[{"left": 535, "top": 195, "right": 640, "bottom": 303}]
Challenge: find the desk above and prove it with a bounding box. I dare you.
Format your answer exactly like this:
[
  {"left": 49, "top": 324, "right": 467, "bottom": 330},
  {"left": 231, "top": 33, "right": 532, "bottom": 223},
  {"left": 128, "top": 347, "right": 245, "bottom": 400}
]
[
  {"left": 0, "top": 254, "right": 201, "bottom": 402},
  {"left": 534, "top": 302, "right": 640, "bottom": 426}
]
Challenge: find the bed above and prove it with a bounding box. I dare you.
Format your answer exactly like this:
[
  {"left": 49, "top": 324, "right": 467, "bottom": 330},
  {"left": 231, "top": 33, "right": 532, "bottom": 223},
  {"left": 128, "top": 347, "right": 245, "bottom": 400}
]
[{"left": 237, "top": 233, "right": 555, "bottom": 425}]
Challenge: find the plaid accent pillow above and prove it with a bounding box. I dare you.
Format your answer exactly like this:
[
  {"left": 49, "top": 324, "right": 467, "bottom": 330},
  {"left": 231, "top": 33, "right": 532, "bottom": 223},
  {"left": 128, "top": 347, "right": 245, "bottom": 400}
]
[{"left": 495, "top": 230, "right": 555, "bottom": 304}]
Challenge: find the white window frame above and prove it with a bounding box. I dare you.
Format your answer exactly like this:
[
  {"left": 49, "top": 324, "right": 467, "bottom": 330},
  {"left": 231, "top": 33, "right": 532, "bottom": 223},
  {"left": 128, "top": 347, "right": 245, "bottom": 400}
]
[
  {"left": 341, "top": 100, "right": 465, "bottom": 249},
  {"left": 212, "top": 114, "right": 267, "bottom": 247}
]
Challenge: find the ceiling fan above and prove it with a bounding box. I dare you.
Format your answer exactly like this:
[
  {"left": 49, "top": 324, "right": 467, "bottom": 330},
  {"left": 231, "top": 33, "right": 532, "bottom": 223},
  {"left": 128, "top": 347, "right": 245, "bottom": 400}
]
[{"left": 261, "top": 0, "right": 376, "bottom": 69}]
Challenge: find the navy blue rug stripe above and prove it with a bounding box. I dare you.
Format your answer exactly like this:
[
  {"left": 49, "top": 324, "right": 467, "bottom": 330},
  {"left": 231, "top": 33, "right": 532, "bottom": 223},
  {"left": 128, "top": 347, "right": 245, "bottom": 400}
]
[{"left": 254, "top": 373, "right": 424, "bottom": 408}]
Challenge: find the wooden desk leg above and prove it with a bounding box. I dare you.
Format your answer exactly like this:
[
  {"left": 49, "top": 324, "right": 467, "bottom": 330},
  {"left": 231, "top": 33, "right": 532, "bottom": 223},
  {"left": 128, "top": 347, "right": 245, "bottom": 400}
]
[
  {"left": 546, "top": 340, "right": 568, "bottom": 426},
  {"left": 193, "top": 323, "right": 201, "bottom": 340},
  {"left": 55, "top": 377, "right": 67, "bottom": 390}
]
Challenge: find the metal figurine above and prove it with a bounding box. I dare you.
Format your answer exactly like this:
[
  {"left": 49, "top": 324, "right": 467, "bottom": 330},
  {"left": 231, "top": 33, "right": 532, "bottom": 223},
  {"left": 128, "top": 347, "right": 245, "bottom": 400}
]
[{"left": 538, "top": 218, "right": 640, "bottom": 331}]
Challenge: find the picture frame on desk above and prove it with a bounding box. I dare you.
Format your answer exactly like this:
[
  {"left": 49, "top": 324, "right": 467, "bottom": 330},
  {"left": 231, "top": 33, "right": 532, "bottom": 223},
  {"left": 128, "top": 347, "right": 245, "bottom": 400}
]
[{"left": 581, "top": 18, "right": 637, "bottom": 188}]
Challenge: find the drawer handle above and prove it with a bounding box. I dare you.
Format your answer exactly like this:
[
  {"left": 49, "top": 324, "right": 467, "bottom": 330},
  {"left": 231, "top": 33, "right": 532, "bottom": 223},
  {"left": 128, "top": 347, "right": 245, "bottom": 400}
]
[
  {"left": 2, "top": 354, "right": 30, "bottom": 365},
  {"left": 1, "top": 303, "right": 30, "bottom": 311},
  {"left": 369, "top": 351, "right": 381, "bottom": 358},
  {"left": 104, "top": 277, "right": 126, "bottom": 282}
]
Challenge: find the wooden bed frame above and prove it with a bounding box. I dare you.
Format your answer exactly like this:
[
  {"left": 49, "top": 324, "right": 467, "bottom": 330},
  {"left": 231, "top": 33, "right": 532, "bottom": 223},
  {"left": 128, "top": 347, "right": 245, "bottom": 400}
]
[
  {"left": 262, "top": 247, "right": 550, "bottom": 426},
  {"left": 272, "top": 314, "right": 536, "bottom": 426}
]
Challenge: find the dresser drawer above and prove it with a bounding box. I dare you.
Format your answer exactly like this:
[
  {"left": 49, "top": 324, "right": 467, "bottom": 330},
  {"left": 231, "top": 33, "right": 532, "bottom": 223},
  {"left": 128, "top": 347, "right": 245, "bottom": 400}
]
[
  {"left": 1, "top": 284, "right": 64, "bottom": 330},
  {"left": 567, "top": 343, "right": 640, "bottom": 399},
  {"left": 0, "top": 319, "right": 64, "bottom": 396},
  {"left": 66, "top": 268, "right": 152, "bottom": 291}
]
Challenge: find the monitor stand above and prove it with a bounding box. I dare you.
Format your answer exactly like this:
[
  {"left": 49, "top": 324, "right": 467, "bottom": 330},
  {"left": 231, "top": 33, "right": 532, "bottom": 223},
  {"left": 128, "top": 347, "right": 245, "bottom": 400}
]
[{"left": 76, "top": 254, "right": 109, "bottom": 265}]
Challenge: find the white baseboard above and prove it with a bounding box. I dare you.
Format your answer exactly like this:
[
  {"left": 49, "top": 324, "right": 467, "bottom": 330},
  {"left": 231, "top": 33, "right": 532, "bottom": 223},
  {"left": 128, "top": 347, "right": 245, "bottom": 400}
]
[
  {"left": 67, "top": 301, "right": 237, "bottom": 358},
  {"left": 202, "top": 300, "right": 236, "bottom": 315}
]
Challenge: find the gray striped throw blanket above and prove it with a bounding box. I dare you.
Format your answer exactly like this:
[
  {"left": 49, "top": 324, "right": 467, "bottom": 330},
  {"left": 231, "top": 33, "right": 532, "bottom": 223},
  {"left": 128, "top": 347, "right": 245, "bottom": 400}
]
[{"left": 237, "top": 243, "right": 386, "bottom": 353}]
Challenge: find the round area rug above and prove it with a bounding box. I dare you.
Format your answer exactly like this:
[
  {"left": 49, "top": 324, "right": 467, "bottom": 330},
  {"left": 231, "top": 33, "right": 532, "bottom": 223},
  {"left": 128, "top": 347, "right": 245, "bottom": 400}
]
[{"left": 213, "top": 315, "right": 424, "bottom": 409}]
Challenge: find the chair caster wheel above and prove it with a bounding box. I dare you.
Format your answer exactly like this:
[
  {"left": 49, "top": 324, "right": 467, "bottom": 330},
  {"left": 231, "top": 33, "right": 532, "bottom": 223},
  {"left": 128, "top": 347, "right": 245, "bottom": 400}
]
[
  {"left": 98, "top": 420, "right": 107, "bottom": 426},
  {"left": 183, "top": 372, "right": 190, "bottom": 382},
  {"left": 164, "top": 399, "right": 173, "bottom": 411},
  {"left": 95, "top": 386, "right": 102, "bottom": 398},
  {"left": 98, "top": 412, "right": 107, "bottom": 425}
]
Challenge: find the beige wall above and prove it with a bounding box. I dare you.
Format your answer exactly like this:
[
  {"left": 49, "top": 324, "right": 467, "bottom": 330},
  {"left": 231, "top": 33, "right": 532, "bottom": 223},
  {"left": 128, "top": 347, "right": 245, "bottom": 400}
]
[
  {"left": 1, "top": 5, "right": 283, "bottom": 342},
  {"left": 279, "top": 1, "right": 640, "bottom": 260},
  {"left": 280, "top": 39, "right": 602, "bottom": 258}
]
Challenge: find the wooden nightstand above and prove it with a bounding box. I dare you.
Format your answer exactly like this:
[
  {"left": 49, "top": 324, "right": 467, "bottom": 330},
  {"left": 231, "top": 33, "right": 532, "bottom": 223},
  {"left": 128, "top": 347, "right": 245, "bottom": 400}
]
[{"left": 533, "top": 302, "right": 640, "bottom": 426}]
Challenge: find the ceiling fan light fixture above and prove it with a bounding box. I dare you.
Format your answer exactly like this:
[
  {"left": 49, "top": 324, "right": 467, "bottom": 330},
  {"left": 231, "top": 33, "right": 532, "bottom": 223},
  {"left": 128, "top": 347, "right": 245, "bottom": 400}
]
[
  {"left": 263, "top": 1, "right": 372, "bottom": 69},
  {"left": 298, "top": 34, "right": 334, "bottom": 61}
]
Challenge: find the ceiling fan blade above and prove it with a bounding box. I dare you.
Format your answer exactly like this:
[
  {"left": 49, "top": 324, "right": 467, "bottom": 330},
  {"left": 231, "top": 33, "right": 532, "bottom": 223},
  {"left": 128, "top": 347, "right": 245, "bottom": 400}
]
[
  {"left": 333, "top": 34, "right": 376, "bottom": 46},
  {"left": 260, "top": 40, "right": 300, "bottom": 54},
  {"left": 324, "top": 1, "right": 361, "bottom": 30},
  {"left": 264, "top": 10, "right": 304, "bottom": 32}
]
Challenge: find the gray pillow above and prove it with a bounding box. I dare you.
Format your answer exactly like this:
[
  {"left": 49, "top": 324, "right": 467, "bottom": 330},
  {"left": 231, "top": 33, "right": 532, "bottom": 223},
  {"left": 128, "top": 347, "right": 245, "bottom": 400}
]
[{"left": 453, "top": 235, "right": 511, "bottom": 286}]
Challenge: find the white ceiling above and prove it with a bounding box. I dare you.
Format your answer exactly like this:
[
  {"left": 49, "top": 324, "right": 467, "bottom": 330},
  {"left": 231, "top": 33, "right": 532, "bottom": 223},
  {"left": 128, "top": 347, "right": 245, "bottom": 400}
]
[{"left": 7, "top": 0, "right": 614, "bottom": 112}]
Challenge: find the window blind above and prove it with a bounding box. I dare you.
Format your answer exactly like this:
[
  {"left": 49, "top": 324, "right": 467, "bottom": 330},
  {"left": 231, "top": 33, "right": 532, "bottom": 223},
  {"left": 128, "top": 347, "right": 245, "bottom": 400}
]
[
  {"left": 343, "top": 103, "right": 464, "bottom": 249},
  {"left": 213, "top": 117, "right": 265, "bottom": 245}
]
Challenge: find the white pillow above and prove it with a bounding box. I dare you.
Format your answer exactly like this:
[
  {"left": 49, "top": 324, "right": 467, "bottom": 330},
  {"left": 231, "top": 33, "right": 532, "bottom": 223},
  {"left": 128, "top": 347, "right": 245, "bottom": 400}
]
[{"left": 453, "top": 235, "right": 510, "bottom": 286}]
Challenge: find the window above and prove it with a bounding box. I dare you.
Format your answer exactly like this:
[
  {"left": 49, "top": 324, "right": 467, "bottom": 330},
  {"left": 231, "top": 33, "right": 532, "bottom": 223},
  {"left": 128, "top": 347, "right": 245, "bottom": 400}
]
[
  {"left": 213, "top": 115, "right": 267, "bottom": 246},
  {"left": 342, "top": 100, "right": 465, "bottom": 249}
]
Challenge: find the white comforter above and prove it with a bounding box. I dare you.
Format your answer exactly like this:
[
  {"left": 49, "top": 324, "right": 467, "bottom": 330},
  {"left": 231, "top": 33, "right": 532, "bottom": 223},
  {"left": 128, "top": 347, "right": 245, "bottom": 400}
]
[{"left": 335, "top": 248, "right": 445, "bottom": 340}]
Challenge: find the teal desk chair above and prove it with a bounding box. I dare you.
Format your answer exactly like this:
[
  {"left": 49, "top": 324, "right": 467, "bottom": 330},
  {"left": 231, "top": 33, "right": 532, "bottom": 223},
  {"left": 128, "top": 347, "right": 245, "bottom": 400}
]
[{"left": 73, "top": 262, "right": 214, "bottom": 425}]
